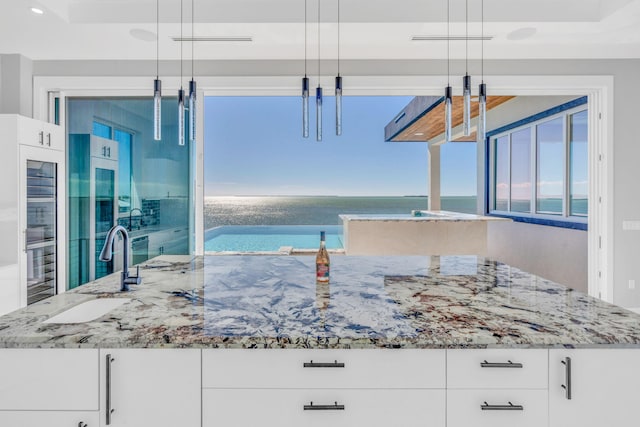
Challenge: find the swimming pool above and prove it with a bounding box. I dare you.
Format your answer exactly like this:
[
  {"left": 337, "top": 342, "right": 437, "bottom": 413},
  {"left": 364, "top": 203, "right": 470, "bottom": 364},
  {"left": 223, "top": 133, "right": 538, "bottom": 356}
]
[{"left": 204, "top": 225, "right": 343, "bottom": 252}]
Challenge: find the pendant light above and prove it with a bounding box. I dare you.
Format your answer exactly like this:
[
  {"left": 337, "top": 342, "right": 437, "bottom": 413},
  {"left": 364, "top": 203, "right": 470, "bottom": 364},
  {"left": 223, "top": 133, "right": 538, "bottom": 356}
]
[
  {"left": 335, "top": 0, "right": 342, "bottom": 136},
  {"left": 188, "top": 0, "right": 197, "bottom": 143},
  {"left": 178, "top": 0, "right": 185, "bottom": 146},
  {"left": 444, "top": 0, "right": 452, "bottom": 143},
  {"left": 316, "top": 0, "right": 323, "bottom": 142},
  {"left": 462, "top": 0, "right": 471, "bottom": 136},
  {"left": 302, "top": 0, "right": 310, "bottom": 138},
  {"left": 153, "top": 0, "right": 162, "bottom": 141},
  {"left": 477, "top": 0, "right": 487, "bottom": 144}
]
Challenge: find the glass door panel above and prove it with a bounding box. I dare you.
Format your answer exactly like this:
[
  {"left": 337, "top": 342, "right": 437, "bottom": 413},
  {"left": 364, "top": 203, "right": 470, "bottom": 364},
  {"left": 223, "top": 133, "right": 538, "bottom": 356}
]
[
  {"left": 95, "top": 168, "right": 115, "bottom": 279},
  {"left": 25, "top": 160, "right": 57, "bottom": 305}
]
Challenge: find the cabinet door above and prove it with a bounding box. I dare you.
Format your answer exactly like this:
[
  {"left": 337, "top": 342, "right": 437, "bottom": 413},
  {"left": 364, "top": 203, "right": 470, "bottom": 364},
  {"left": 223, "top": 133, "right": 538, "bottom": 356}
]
[
  {"left": 549, "top": 349, "right": 640, "bottom": 427},
  {"left": 0, "top": 349, "right": 98, "bottom": 411},
  {"left": 18, "top": 116, "right": 64, "bottom": 151},
  {"left": 99, "top": 349, "right": 200, "bottom": 427},
  {"left": 0, "top": 411, "right": 98, "bottom": 427}
]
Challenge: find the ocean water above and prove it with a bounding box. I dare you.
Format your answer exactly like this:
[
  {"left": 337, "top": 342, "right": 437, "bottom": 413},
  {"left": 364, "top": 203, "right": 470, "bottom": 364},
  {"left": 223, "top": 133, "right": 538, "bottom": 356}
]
[{"left": 204, "top": 196, "right": 478, "bottom": 229}]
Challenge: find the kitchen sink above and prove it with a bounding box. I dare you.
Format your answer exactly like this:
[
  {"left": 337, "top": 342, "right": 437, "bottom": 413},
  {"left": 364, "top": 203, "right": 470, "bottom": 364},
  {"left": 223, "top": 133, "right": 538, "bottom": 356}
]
[{"left": 43, "top": 298, "right": 130, "bottom": 324}]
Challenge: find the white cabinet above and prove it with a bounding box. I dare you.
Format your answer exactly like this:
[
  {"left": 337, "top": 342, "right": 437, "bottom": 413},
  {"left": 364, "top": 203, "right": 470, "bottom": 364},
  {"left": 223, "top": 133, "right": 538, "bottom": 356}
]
[
  {"left": 0, "top": 114, "right": 66, "bottom": 315},
  {"left": 14, "top": 115, "right": 64, "bottom": 151},
  {"left": 447, "top": 389, "right": 547, "bottom": 427},
  {"left": 447, "top": 349, "right": 549, "bottom": 427},
  {"left": 202, "top": 349, "right": 446, "bottom": 427},
  {"left": 549, "top": 348, "right": 640, "bottom": 427},
  {"left": 99, "top": 349, "right": 201, "bottom": 427},
  {"left": 0, "top": 349, "right": 98, "bottom": 426},
  {"left": 204, "top": 388, "right": 445, "bottom": 427},
  {"left": 0, "top": 411, "right": 98, "bottom": 427}
]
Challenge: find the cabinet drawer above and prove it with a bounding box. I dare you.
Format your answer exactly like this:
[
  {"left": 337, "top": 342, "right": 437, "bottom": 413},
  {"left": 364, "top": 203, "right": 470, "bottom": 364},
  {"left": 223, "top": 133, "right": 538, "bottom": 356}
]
[
  {"left": 447, "top": 349, "right": 548, "bottom": 389},
  {"left": 203, "top": 349, "right": 445, "bottom": 389},
  {"left": 203, "top": 388, "right": 445, "bottom": 427},
  {"left": 0, "top": 349, "right": 98, "bottom": 410},
  {"left": 0, "top": 411, "right": 98, "bottom": 427},
  {"left": 447, "top": 389, "right": 548, "bottom": 427}
]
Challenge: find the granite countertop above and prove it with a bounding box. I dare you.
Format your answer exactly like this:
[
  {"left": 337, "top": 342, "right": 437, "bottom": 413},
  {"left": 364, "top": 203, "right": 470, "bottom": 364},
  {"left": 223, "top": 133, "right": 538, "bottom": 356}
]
[{"left": 1, "top": 255, "right": 640, "bottom": 349}]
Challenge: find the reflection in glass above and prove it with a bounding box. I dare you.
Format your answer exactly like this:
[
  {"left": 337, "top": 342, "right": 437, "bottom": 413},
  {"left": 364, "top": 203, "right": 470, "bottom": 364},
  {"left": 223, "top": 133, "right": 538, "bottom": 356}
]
[
  {"left": 494, "top": 136, "right": 509, "bottom": 211},
  {"left": 537, "top": 117, "right": 564, "bottom": 214},
  {"left": 510, "top": 129, "right": 531, "bottom": 213},
  {"left": 570, "top": 110, "right": 588, "bottom": 217}
]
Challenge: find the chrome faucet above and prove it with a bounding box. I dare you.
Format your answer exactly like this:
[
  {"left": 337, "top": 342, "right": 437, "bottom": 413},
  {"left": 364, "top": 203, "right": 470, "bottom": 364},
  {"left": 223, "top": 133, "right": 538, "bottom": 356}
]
[{"left": 99, "top": 225, "right": 142, "bottom": 291}]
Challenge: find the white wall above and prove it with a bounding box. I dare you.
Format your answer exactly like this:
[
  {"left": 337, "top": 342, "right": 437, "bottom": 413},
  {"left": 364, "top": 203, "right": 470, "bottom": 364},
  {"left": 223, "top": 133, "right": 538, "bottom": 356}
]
[
  {"left": 30, "top": 57, "right": 640, "bottom": 307},
  {"left": 487, "top": 221, "right": 588, "bottom": 293}
]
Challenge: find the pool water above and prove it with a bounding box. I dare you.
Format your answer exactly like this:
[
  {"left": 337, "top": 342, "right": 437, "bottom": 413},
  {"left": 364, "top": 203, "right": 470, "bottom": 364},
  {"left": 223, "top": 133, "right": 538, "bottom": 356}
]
[{"left": 204, "top": 225, "right": 343, "bottom": 252}]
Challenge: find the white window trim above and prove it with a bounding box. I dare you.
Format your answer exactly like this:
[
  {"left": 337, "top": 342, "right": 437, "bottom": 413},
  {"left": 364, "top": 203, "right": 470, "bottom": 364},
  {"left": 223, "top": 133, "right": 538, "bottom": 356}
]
[{"left": 33, "top": 74, "right": 614, "bottom": 303}]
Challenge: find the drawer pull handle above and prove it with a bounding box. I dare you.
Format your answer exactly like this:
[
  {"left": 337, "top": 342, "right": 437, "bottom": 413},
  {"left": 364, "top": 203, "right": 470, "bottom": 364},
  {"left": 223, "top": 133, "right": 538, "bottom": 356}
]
[
  {"left": 480, "top": 360, "right": 523, "bottom": 368},
  {"left": 303, "top": 360, "right": 345, "bottom": 368},
  {"left": 78, "top": 423, "right": 88, "bottom": 427},
  {"left": 561, "top": 356, "right": 572, "bottom": 400},
  {"left": 481, "top": 401, "right": 524, "bottom": 411},
  {"left": 304, "top": 401, "right": 345, "bottom": 411},
  {"left": 106, "top": 354, "right": 115, "bottom": 425}
]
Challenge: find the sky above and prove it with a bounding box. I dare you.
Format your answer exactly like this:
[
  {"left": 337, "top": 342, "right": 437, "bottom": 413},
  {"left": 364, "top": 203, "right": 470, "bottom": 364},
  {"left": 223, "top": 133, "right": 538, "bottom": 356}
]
[{"left": 203, "top": 95, "right": 478, "bottom": 197}]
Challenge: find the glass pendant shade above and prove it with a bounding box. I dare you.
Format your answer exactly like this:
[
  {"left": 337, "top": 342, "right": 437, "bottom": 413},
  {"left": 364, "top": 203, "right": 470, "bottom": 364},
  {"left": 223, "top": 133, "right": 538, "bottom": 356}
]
[
  {"left": 189, "top": 80, "right": 196, "bottom": 142},
  {"left": 477, "top": 83, "right": 487, "bottom": 144},
  {"left": 335, "top": 75, "right": 342, "bottom": 136},
  {"left": 462, "top": 74, "right": 471, "bottom": 136},
  {"left": 444, "top": 85, "right": 452, "bottom": 143},
  {"left": 178, "top": 88, "right": 185, "bottom": 146},
  {"left": 302, "top": 77, "right": 310, "bottom": 138},
  {"left": 316, "top": 86, "right": 323, "bottom": 142},
  {"left": 153, "top": 79, "right": 162, "bottom": 141}
]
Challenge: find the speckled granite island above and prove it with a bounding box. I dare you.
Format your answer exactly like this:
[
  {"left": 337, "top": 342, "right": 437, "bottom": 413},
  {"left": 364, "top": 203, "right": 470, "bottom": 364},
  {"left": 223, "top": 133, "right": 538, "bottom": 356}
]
[
  {"left": 1, "top": 254, "right": 639, "bottom": 349},
  {"left": 1, "top": 255, "right": 639, "bottom": 427}
]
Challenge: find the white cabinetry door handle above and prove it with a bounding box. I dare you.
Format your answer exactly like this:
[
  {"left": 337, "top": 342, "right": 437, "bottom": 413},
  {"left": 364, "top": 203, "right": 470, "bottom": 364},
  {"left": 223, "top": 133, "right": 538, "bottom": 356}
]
[
  {"left": 561, "top": 356, "right": 572, "bottom": 400},
  {"left": 38, "top": 131, "right": 44, "bottom": 145},
  {"left": 106, "top": 354, "right": 115, "bottom": 425},
  {"left": 304, "top": 401, "right": 345, "bottom": 411},
  {"left": 46, "top": 133, "right": 51, "bottom": 146},
  {"left": 481, "top": 401, "right": 524, "bottom": 411},
  {"left": 303, "top": 360, "right": 345, "bottom": 368},
  {"left": 78, "top": 422, "right": 88, "bottom": 427},
  {"left": 480, "top": 360, "right": 523, "bottom": 368}
]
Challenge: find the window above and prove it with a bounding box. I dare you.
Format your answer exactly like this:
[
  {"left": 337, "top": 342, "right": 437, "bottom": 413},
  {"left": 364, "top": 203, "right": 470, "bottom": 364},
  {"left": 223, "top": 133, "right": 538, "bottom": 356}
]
[{"left": 488, "top": 98, "right": 588, "bottom": 226}]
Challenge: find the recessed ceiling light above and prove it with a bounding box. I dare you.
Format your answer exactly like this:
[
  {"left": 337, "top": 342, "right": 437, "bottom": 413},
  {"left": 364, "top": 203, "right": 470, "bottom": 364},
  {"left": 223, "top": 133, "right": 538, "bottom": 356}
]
[
  {"left": 507, "top": 27, "right": 537, "bottom": 41},
  {"left": 130, "top": 29, "right": 157, "bottom": 42},
  {"left": 30, "top": 7, "right": 44, "bottom": 15},
  {"left": 414, "top": 132, "right": 425, "bottom": 136}
]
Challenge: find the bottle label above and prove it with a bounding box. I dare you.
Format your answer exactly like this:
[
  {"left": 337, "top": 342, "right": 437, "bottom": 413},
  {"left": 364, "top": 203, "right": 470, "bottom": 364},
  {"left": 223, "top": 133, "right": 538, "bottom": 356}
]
[{"left": 316, "top": 263, "right": 330, "bottom": 281}]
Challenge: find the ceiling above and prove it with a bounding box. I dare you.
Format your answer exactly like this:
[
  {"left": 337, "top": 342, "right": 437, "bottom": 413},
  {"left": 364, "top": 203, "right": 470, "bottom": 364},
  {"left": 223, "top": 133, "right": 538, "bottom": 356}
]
[{"left": 1, "top": 0, "right": 639, "bottom": 61}]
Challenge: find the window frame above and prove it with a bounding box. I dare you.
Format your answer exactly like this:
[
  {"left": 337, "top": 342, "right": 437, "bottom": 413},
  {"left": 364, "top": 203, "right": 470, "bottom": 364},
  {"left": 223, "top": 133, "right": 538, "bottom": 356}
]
[{"left": 486, "top": 97, "right": 588, "bottom": 230}]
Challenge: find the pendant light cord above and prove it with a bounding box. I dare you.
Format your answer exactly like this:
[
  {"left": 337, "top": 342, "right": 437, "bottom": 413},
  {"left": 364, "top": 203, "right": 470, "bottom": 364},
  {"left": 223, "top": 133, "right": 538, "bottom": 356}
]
[
  {"left": 156, "top": 0, "right": 159, "bottom": 79},
  {"left": 304, "top": 0, "right": 307, "bottom": 77},
  {"left": 337, "top": 0, "right": 340, "bottom": 76},
  {"left": 465, "top": 0, "right": 468, "bottom": 75},
  {"left": 317, "top": 0, "right": 321, "bottom": 86},
  {"left": 481, "top": 0, "right": 484, "bottom": 83},
  {"left": 180, "top": 0, "right": 183, "bottom": 83},
  {"left": 191, "top": 0, "right": 194, "bottom": 80},
  {"left": 447, "top": 0, "right": 450, "bottom": 85}
]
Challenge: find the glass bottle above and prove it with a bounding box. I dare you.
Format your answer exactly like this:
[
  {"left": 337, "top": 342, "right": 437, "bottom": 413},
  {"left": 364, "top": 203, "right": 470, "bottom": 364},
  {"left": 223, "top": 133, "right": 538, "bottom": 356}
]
[{"left": 316, "top": 231, "right": 330, "bottom": 283}]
